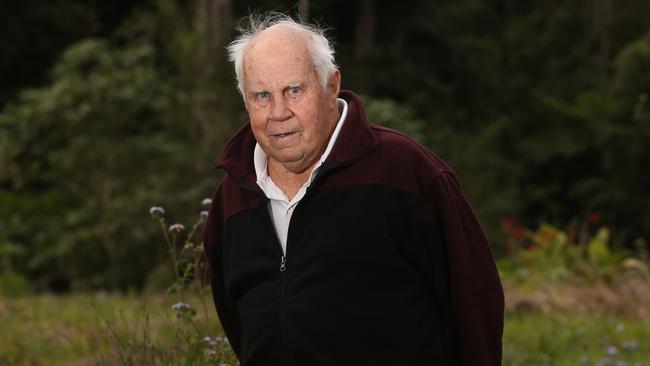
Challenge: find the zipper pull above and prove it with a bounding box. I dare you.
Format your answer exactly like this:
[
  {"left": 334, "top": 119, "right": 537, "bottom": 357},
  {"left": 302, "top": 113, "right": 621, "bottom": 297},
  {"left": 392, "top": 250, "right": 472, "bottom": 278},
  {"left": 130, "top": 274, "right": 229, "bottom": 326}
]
[{"left": 280, "top": 255, "right": 287, "bottom": 272}]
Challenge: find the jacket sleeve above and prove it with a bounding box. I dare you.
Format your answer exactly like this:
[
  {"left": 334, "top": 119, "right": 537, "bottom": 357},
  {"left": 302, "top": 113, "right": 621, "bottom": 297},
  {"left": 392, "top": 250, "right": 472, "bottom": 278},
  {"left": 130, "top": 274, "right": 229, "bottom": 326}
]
[
  {"left": 427, "top": 171, "right": 504, "bottom": 366},
  {"left": 203, "top": 183, "right": 242, "bottom": 357}
]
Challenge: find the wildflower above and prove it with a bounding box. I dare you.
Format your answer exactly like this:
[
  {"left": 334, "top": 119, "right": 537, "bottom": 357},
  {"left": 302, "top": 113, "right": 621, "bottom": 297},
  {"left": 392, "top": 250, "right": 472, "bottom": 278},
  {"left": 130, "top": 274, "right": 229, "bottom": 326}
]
[
  {"left": 622, "top": 340, "right": 639, "bottom": 350},
  {"left": 595, "top": 358, "right": 615, "bottom": 366},
  {"left": 168, "top": 223, "right": 185, "bottom": 233},
  {"left": 606, "top": 345, "right": 618, "bottom": 355},
  {"left": 579, "top": 354, "right": 588, "bottom": 363},
  {"left": 149, "top": 206, "right": 165, "bottom": 218},
  {"left": 203, "top": 336, "right": 218, "bottom": 346},
  {"left": 200, "top": 210, "right": 209, "bottom": 218},
  {"left": 206, "top": 349, "right": 218, "bottom": 357},
  {"left": 202, "top": 198, "right": 212, "bottom": 206},
  {"left": 218, "top": 336, "right": 230, "bottom": 345},
  {"left": 500, "top": 217, "right": 516, "bottom": 233},
  {"left": 172, "top": 302, "right": 192, "bottom": 312},
  {"left": 172, "top": 302, "right": 197, "bottom": 318},
  {"left": 587, "top": 211, "right": 602, "bottom": 224}
]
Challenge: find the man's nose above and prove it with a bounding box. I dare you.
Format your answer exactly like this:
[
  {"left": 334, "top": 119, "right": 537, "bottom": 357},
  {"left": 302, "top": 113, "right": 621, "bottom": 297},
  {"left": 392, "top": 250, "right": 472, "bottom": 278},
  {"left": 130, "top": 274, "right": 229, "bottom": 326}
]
[{"left": 268, "top": 96, "right": 293, "bottom": 121}]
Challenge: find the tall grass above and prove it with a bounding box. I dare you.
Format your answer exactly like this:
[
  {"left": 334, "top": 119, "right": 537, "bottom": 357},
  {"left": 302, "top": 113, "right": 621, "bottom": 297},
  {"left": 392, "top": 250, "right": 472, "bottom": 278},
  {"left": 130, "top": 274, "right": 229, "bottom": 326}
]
[{"left": 0, "top": 292, "right": 236, "bottom": 366}]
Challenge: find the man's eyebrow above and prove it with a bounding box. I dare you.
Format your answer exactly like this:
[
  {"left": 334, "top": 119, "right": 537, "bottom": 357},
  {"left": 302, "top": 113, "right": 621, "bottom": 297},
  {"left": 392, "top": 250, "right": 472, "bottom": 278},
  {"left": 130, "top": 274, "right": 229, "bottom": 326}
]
[{"left": 284, "top": 82, "right": 302, "bottom": 90}]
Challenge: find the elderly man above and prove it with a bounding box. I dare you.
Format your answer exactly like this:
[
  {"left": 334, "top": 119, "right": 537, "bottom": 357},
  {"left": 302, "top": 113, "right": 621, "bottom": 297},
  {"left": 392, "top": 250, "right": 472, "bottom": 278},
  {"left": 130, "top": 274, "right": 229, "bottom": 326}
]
[{"left": 203, "top": 14, "right": 504, "bottom": 366}]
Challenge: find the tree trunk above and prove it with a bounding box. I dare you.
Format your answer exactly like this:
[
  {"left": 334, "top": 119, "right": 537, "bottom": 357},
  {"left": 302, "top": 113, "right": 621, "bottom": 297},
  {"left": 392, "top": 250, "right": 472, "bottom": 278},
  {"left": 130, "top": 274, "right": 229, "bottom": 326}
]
[
  {"left": 299, "top": 0, "right": 310, "bottom": 21},
  {"left": 194, "top": 0, "right": 232, "bottom": 77},
  {"left": 190, "top": 0, "right": 235, "bottom": 151},
  {"left": 355, "top": 0, "right": 376, "bottom": 61},
  {"left": 592, "top": 0, "right": 612, "bottom": 67}
]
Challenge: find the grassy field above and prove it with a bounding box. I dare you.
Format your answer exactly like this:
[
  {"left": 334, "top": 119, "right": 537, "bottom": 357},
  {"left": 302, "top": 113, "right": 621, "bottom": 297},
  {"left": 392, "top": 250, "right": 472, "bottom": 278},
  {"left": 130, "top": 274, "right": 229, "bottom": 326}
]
[
  {"left": 1, "top": 283, "right": 649, "bottom": 366},
  {"left": 0, "top": 292, "right": 236, "bottom": 366},
  {"left": 504, "top": 312, "right": 649, "bottom": 365}
]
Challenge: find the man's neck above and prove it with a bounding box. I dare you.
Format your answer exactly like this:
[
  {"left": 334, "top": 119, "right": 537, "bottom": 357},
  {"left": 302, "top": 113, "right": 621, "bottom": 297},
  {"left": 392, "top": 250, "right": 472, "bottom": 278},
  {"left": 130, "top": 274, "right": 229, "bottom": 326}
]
[{"left": 267, "top": 158, "right": 315, "bottom": 200}]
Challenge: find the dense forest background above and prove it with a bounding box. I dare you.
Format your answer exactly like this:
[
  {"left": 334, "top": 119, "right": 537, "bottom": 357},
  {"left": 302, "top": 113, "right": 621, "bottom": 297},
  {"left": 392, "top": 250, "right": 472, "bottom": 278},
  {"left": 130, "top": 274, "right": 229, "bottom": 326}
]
[{"left": 1, "top": 0, "right": 649, "bottom": 292}]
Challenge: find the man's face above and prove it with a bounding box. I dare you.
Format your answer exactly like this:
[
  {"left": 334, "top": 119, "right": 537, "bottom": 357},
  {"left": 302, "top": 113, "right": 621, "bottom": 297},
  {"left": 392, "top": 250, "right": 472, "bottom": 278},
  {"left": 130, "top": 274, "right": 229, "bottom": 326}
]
[{"left": 242, "top": 30, "right": 340, "bottom": 174}]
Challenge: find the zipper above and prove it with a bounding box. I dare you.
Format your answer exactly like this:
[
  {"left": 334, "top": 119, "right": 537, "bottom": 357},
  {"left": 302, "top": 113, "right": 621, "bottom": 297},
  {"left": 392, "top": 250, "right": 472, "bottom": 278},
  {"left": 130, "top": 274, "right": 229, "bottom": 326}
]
[
  {"left": 279, "top": 253, "right": 290, "bottom": 365},
  {"left": 280, "top": 255, "right": 287, "bottom": 272},
  {"left": 279, "top": 201, "right": 302, "bottom": 366}
]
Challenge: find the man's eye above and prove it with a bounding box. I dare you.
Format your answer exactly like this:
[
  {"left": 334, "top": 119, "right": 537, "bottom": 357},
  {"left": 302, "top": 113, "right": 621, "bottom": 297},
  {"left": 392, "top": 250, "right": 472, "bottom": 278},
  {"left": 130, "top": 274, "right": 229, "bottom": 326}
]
[
  {"left": 287, "top": 86, "right": 301, "bottom": 96},
  {"left": 256, "top": 91, "right": 270, "bottom": 99}
]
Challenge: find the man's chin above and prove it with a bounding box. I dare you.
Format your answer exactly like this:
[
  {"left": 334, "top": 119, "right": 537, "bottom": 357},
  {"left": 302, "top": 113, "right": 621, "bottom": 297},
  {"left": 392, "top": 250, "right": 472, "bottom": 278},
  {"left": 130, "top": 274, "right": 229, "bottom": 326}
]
[
  {"left": 270, "top": 151, "right": 301, "bottom": 164},
  {"left": 270, "top": 155, "right": 316, "bottom": 175},
  {"left": 279, "top": 160, "right": 310, "bottom": 174}
]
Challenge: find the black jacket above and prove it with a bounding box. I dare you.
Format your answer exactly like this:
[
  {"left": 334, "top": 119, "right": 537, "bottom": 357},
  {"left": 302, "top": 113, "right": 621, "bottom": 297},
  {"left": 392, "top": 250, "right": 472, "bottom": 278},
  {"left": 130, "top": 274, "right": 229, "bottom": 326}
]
[{"left": 203, "top": 90, "right": 504, "bottom": 366}]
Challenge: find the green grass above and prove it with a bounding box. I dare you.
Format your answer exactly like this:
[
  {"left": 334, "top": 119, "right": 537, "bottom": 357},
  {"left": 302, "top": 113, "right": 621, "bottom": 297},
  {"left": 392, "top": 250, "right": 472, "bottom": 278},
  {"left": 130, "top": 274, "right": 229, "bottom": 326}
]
[
  {"left": 0, "top": 292, "right": 235, "bottom": 366},
  {"left": 0, "top": 292, "right": 649, "bottom": 365},
  {"left": 504, "top": 312, "right": 649, "bottom": 366}
]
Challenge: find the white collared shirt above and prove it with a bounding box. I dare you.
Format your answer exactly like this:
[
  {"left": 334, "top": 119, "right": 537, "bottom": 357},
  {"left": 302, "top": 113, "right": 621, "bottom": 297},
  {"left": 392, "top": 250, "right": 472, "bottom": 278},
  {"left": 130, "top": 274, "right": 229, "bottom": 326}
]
[{"left": 253, "top": 98, "right": 348, "bottom": 254}]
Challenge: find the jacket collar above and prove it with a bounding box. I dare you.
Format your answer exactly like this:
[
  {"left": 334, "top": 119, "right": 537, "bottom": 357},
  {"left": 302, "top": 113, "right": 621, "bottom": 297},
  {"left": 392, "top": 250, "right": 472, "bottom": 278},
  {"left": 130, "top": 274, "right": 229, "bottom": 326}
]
[{"left": 214, "top": 90, "right": 380, "bottom": 183}]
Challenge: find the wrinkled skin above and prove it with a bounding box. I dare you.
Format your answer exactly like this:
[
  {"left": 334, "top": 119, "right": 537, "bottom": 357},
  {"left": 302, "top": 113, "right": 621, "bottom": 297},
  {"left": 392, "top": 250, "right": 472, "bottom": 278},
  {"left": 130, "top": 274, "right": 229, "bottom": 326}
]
[{"left": 242, "top": 25, "right": 341, "bottom": 196}]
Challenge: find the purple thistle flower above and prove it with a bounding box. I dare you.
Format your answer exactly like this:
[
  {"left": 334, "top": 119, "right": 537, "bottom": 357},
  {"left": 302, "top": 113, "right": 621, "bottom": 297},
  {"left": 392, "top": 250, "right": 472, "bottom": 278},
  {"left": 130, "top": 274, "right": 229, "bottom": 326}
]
[
  {"left": 172, "top": 302, "right": 192, "bottom": 312},
  {"left": 168, "top": 223, "right": 185, "bottom": 233},
  {"left": 149, "top": 206, "right": 165, "bottom": 218},
  {"left": 622, "top": 340, "right": 639, "bottom": 350},
  {"left": 607, "top": 345, "right": 618, "bottom": 355}
]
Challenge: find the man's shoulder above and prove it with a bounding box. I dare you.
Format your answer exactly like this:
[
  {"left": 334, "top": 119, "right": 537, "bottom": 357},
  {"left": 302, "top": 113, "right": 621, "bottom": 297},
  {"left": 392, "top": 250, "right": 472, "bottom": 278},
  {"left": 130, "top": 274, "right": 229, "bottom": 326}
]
[
  {"left": 369, "top": 123, "right": 452, "bottom": 179},
  {"left": 320, "top": 123, "right": 454, "bottom": 197}
]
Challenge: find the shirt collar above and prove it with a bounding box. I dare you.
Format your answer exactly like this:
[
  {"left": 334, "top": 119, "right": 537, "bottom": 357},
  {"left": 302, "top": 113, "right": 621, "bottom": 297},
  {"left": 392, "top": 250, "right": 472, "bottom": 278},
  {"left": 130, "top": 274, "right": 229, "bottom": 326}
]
[{"left": 254, "top": 98, "right": 349, "bottom": 191}]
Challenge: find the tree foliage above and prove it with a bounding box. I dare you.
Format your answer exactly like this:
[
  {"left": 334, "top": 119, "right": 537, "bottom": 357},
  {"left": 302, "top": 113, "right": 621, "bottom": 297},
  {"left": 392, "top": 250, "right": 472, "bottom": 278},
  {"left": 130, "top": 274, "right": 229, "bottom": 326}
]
[
  {"left": 1, "top": 0, "right": 649, "bottom": 290},
  {"left": 2, "top": 39, "right": 176, "bottom": 289}
]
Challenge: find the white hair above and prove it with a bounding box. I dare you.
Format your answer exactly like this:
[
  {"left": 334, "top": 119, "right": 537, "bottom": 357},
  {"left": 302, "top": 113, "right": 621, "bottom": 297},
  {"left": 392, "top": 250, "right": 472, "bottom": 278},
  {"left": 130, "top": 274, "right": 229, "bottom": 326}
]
[{"left": 226, "top": 13, "right": 337, "bottom": 95}]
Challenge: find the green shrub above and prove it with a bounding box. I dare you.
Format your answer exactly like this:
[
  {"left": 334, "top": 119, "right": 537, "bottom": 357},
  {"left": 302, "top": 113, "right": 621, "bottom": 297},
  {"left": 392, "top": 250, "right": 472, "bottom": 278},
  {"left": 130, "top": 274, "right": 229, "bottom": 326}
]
[
  {"left": 0, "top": 271, "right": 28, "bottom": 297},
  {"left": 498, "top": 219, "right": 647, "bottom": 287}
]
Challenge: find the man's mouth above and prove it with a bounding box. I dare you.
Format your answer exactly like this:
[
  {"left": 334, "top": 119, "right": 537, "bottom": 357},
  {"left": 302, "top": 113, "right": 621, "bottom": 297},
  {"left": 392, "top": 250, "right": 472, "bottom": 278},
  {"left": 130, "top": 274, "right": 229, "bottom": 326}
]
[{"left": 271, "top": 132, "right": 297, "bottom": 139}]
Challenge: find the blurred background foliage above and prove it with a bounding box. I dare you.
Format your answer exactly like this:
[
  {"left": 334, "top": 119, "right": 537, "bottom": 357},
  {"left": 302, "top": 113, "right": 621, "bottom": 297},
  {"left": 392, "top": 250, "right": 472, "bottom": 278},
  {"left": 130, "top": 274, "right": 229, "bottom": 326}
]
[{"left": 1, "top": 0, "right": 649, "bottom": 292}]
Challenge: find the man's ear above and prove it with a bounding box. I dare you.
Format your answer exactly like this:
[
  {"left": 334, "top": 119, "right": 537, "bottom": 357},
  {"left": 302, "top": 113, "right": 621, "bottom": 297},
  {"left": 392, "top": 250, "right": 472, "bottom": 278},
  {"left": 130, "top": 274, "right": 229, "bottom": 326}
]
[{"left": 329, "top": 69, "right": 341, "bottom": 95}]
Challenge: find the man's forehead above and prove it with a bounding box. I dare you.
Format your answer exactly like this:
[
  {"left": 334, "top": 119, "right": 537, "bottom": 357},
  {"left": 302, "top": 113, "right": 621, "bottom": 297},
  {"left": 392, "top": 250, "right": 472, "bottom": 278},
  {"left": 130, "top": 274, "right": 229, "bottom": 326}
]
[
  {"left": 245, "top": 25, "right": 310, "bottom": 63},
  {"left": 242, "top": 29, "right": 314, "bottom": 90},
  {"left": 255, "top": 23, "right": 310, "bottom": 46}
]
